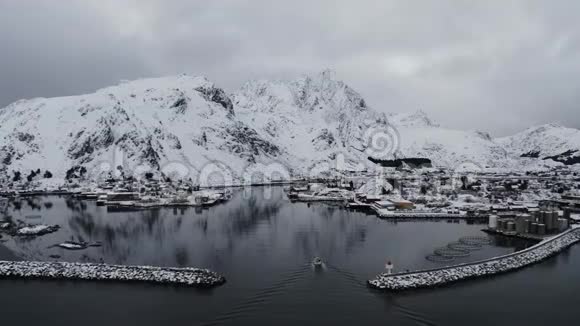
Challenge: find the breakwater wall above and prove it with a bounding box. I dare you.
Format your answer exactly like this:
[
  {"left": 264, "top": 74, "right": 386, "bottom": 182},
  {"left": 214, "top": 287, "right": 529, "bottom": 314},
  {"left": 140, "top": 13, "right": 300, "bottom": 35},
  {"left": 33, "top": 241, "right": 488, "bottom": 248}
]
[
  {"left": 368, "top": 227, "right": 580, "bottom": 291},
  {"left": 376, "top": 212, "right": 481, "bottom": 219},
  {"left": 0, "top": 260, "right": 226, "bottom": 288}
]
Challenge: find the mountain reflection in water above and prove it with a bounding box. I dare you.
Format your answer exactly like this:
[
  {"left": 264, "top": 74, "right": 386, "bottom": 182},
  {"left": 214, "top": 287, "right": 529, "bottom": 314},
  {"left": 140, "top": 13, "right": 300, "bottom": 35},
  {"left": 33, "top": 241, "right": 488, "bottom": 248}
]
[{"left": 1, "top": 187, "right": 557, "bottom": 326}]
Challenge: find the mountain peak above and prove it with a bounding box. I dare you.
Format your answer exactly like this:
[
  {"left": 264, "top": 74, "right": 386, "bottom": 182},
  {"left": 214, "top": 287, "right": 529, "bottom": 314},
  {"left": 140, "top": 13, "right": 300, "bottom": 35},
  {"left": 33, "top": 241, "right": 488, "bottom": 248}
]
[
  {"left": 4, "top": 71, "right": 580, "bottom": 181},
  {"left": 390, "top": 110, "right": 439, "bottom": 128},
  {"left": 98, "top": 74, "right": 214, "bottom": 94},
  {"left": 523, "top": 122, "right": 567, "bottom": 134},
  {"left": 317, "top": 69, "right": 336, "bottom": 81},
  {"left": 544, "top": 122, "right": 564, "bottom": 128},
  {"left": 235, "top": 70, "right": 367, "bottom": 115},
  {"left": 498, "top": 121, "right": 580, "bottom": 164}
]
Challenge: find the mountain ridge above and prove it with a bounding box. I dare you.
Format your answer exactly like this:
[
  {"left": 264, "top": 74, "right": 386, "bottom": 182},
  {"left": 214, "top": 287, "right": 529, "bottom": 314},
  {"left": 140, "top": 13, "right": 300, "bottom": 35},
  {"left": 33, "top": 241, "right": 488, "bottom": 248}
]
[{"left": 1, "top": 71, "right": 579, "bottom": 182}]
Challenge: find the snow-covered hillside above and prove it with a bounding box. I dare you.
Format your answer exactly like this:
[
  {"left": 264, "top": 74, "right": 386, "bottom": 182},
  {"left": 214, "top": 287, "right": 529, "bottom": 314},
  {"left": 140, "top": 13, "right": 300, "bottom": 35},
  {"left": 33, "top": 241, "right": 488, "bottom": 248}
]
[
  {"left": 498, "top": 123, "right": 580, "bottom": 166},
  {"left": 0, "top": 75, "right": 287, "bottom": 182},
  {"left": 0, "top": 70, "right": 579, "bottom": 182},
  {"left": 233, "top": 70, "right": 393, "bottom": 171},
  {"left": 233, "top": 71, "right": 514, "bottom": 171},
  {"left": 388, "top": 111, "right": 513, "bottom": 169}
]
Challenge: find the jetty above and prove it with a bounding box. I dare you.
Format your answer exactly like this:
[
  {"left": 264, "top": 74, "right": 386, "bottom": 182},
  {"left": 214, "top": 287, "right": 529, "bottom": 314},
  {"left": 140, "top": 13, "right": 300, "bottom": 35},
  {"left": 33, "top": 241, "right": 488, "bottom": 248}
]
[
  {"left": 375, "top": 211, "right": 471, "bottom": 219},
  {"left": 368, "top": 226, "right": 580, "bottom": 291},
  {"left": 0, "top": 190, "right": 72, "bottom": 198},
  {"left": 0, "top": 260, "right": 226, "bottom": 288}
]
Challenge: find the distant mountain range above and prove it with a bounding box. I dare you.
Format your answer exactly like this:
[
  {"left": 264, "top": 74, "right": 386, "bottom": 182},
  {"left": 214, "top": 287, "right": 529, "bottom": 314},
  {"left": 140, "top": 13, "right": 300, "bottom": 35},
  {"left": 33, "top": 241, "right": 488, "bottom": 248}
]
[{"left": 1, "top": 70, "right": 579, "bottom": 181}]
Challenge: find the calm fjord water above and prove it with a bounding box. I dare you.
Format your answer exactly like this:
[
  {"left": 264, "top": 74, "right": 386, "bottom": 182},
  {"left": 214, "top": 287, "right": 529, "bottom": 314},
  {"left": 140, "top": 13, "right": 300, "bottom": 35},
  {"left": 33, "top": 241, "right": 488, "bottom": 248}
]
[{"left": 1, "top": 187, "right": 577, "bottom": 325}]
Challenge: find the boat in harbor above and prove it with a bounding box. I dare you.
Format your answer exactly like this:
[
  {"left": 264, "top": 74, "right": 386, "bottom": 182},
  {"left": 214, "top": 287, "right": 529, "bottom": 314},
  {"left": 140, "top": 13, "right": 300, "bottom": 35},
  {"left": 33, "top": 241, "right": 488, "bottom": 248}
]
[
  {"left": 60, "top": 180, "right": 235, "bottom": 211},
  {"left": 312, "top": 257, "right": 323, "bottom": 267},
  {"left": 295, "top": 188, "right": 354, "bottom": 202},
  {"left": 198, "top": 196, "right": 219, "bottom": 207},
  {"left": 192, "top": 190, "right": 230, "bottom": 207},
  {"left": 78, "top": 191, "right": 105, "bottom": 200},
  {"left": 133, "top": 196, "right": 164, "bottom": 209},
  {"left": 57, "top": 240, "right": 88, "bottom": 250},
  {"left": 285, "top": 184, "right": 308, "bottom": 200},
  {"left": 96, "top": 195, "right": 107, "bottom": 206},
  {"left": 370, "top": 200, "right": 396, "bottom": 215},
  {"left": 346, "top": 198, "right": 373, "bottom": 209},
  {"left": 104, "top": 192, "right": 141, "bottom": 205}
]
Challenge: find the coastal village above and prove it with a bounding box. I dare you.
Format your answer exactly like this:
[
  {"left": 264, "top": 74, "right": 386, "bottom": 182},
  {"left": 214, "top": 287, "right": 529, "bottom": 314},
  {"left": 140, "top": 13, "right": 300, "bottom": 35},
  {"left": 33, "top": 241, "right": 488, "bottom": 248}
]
[
  {"left": 2, "top": 165, "right": 580, "bottom": 240},
  {"left": 1, "top": 164, "right": 580, "bottom": 289}
]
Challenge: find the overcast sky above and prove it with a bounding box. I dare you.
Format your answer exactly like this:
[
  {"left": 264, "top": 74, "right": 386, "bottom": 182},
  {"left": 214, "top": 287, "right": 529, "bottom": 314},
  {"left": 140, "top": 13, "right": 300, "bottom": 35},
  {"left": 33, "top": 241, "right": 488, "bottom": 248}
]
[{"left": 1, "top": 0, "right": 579, "bottom": 136}]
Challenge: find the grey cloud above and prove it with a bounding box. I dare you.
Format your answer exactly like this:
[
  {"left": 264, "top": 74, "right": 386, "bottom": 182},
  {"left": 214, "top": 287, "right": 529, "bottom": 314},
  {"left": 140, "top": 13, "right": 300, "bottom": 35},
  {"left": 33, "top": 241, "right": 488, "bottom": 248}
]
[
  {"left": 0, "top": 1, "right": 149, "bottom": 103},
  {"left": 1, "top": 0, "right": 580, "bottom": 136}
]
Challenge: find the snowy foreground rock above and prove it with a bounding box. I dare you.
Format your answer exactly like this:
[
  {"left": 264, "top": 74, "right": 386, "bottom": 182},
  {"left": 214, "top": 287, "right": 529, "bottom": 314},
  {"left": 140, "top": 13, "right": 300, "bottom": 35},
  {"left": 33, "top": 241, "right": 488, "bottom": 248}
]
[
  {"left": 368, "top": 227, "right": 580, "bottom": 291},
  {"left": 0, "top": 260, "right": 226, "bottom": 288}
]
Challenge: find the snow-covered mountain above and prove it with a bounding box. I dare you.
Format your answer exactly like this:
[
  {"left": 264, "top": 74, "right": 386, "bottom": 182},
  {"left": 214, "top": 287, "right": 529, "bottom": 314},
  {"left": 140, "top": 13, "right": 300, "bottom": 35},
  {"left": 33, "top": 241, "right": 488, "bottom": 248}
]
[
  {"left": 0, "top": 75, "right": 287, "bottom": 182},
  {"left": 0, "top": 70, "right": 579, "bottom": 182},
  {"left": 387, "top": 111, "right": 513, "bottom": 169},
  {"left": 498, "top": 123, "right": 580, "bottom": 166},
  {"left": 233, "top": 71, "right": 514, "bottom": 171},
  {"left": 233, "top": 70, "right": 392, "bottom": 171}
]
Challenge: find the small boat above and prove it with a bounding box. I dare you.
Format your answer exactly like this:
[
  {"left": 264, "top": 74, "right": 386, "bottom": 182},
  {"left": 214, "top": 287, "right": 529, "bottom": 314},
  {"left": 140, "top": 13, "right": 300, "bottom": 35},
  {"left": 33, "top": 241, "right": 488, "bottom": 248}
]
[
  {"left": 345, "top": 199, "right": 372, "bottom": 209},
  {"left": 96, "top": 195, "right": 107, "bottom": 206},
  {"left": 296, "top": 189, "right": 353, "bottom": 202},
  {"left": 312, "top": 257, "right": 323, "bottom": 267},
  {"left": 57, "top": 241, "right": 88, "bottom": 250}
]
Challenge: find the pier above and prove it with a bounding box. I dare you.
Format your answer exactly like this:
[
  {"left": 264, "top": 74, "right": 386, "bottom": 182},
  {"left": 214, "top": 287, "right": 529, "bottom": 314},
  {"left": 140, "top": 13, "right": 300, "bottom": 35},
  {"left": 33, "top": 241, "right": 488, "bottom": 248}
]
[
  {"left": 375, "top": 212, "right": 475, "bottom": 219},
  {"left": 0, "top": 260, "right": 226, "bottom": 288},
  {"left": 368, "top": 226, "right": 580, "bottom": 291}
]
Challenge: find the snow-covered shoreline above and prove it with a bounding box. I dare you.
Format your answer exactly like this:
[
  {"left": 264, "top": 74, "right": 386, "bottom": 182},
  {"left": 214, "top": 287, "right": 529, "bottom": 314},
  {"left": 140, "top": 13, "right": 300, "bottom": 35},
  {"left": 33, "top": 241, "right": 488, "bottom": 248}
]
[
  {"left": 0, "top": 260, "right": 226, "bottom": 288},
  {"left": 368, "top": 227, "right": 580, "bottom": 291}
]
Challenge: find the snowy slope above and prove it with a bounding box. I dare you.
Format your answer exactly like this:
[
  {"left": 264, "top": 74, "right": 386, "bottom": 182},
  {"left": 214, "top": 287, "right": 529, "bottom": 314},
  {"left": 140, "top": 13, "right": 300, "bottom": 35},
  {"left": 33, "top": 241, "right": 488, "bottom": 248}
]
[
  {"left": 498, "top": 123, "right": 580, "bottom": 165},
  {"left": 1, "top": 71, "right": 578, "bottom": 182},
  {"left": 233, "top": 70, "right": 393, "bottom": 172},
  {"left": 0, "top": 75, "right": 286, "bottom": 182},
  {"left": 233, "top": 71, "right": 515, "bottom": 171},
  {"left": 388, "top": 111, "right": 513, "bottom": 169}
]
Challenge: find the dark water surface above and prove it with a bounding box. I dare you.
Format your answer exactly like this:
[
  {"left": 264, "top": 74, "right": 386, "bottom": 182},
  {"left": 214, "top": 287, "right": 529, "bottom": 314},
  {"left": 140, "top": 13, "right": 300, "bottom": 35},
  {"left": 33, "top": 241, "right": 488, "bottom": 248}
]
[{"left": 1, "top": 187, "right": 576, "bottom": 325}]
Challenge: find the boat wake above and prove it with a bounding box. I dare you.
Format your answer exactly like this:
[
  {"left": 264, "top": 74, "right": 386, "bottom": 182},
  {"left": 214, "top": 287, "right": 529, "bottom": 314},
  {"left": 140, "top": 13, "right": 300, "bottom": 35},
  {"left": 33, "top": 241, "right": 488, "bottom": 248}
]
[
  {"left": 199, "top": 263, "right": 312, "bottom": 326},
  {"left": 392, "top": 303, "right": 439, "bottom": 326},
  {"left": 200, "top": 260, "right": 437, "bottom": 325},
  {"left": 323, "top": 263, "right": 366, "bottom": 288}
]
